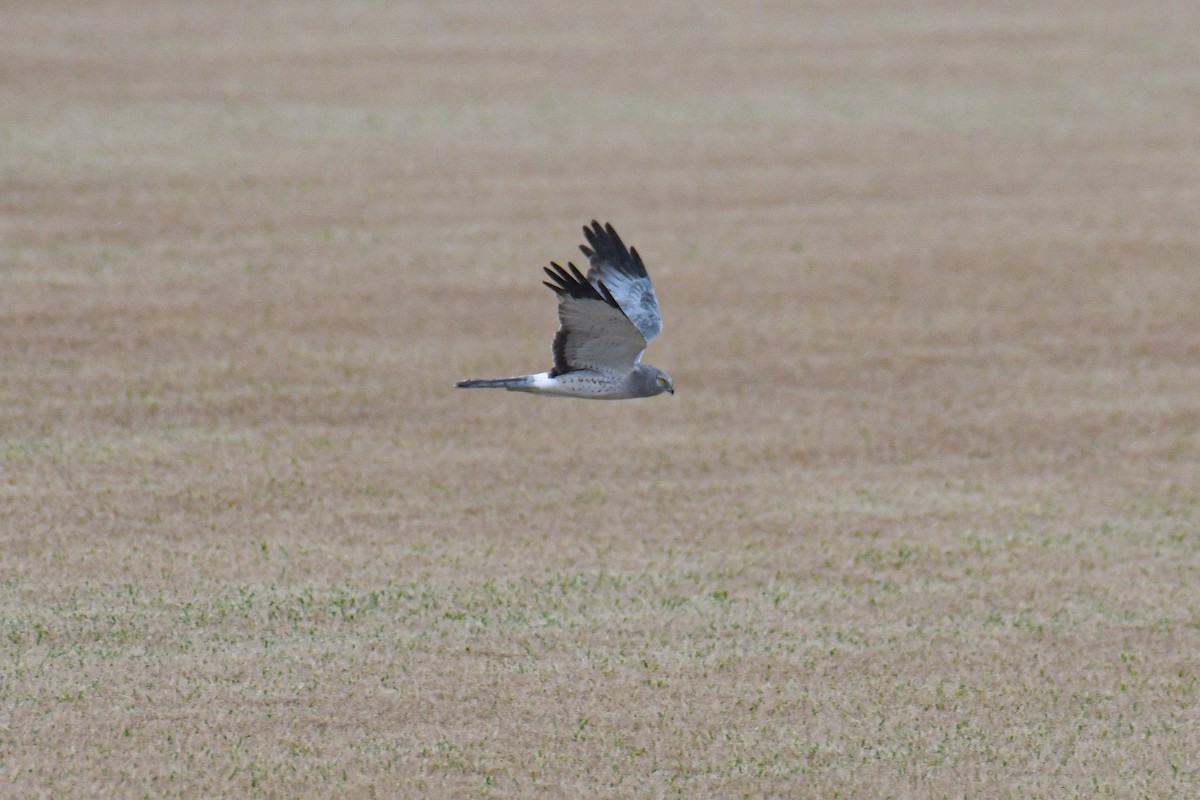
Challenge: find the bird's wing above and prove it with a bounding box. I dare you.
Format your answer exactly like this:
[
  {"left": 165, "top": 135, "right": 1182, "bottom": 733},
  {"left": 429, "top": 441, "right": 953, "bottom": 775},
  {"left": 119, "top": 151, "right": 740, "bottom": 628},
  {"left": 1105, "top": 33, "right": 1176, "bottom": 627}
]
[
  {"left": 542, "top": 261, "right": 648, "bottom": 374},
  {"left": 578, "top": 220, "right": 663, "bottom": 346}
]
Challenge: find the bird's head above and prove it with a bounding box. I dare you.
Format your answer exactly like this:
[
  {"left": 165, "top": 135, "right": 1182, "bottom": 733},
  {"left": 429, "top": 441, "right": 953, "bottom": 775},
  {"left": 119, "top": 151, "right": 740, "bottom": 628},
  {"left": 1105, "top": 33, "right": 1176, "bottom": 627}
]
[{"left": 639, "top": 365, "right": 673, "bottom": 397}]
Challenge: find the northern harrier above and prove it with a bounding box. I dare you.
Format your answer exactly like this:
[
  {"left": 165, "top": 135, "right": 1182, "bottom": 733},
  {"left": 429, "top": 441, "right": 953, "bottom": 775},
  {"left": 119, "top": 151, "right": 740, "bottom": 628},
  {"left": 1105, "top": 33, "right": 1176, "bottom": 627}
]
[{"left": 456, "top": 221, "right": 673, "bottom": 399}]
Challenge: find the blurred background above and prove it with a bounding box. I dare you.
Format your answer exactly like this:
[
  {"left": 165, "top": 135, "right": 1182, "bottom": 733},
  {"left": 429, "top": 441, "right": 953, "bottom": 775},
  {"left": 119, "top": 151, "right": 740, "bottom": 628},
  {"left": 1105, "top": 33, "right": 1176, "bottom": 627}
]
[{"left": 3, "top": 2, "right": 1198, "bottom": 796}]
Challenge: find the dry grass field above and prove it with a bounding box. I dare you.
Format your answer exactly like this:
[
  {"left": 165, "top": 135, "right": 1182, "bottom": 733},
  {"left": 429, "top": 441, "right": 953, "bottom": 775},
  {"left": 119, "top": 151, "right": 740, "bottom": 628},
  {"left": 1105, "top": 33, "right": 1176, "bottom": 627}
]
[{"left": 3, "top": 1, "right": 1199, "bottom": 797}]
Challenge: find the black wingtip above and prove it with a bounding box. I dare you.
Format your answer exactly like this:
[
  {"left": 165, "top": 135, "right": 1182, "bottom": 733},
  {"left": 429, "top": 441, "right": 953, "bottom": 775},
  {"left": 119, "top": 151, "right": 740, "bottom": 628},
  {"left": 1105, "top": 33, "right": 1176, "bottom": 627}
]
[
  {"left": 578, "top": 219, "right": 647, "bottom": 278},
  {"left": 597, "top": 280, "right": 617, "bottom": 306},
  {"left": 629, "top": 245, "right": 645, "bottom": 274},
  {"left": 540, "top": 258, "right": 619, "bottom": 308},
  {"left": 582, "top": 220, "right": 605, "bottom": 249}
]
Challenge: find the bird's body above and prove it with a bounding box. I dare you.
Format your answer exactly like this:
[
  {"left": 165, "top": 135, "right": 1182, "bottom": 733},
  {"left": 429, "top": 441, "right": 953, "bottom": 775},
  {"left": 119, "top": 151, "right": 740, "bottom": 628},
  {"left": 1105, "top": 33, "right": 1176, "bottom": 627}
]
[
  {"left": 457, "top": 365, "right": 667, "bottom": 400},
  {"left": 456, "top": 221, "right": 673, "bottom": 400}
]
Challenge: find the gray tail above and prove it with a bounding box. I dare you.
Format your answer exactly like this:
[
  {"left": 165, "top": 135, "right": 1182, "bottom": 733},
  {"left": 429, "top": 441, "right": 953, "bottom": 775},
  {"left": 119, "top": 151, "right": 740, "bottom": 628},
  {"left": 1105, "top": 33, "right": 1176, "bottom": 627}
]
[{"left": 455, "top": 376, "right": 534, "bottom": 390}]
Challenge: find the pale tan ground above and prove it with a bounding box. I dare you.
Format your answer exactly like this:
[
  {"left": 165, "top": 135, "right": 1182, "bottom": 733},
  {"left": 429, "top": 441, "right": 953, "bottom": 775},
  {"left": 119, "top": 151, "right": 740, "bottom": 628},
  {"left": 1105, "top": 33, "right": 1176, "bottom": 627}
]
[{"left": 3, "top": 2, "right": 1199, "bottom": 798}]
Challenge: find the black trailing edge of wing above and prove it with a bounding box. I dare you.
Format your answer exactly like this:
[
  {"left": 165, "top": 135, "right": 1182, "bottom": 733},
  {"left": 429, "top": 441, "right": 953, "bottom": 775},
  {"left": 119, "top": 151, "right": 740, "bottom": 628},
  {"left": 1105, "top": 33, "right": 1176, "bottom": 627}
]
[
  {"left": 550, "top": 329, "right": 570, "bottom": 377},
  {"left": 542, "top": 262, "right": 620, "bottom": 309},
  {"left": 578, "top": 220, "right": 648, "bottom": 279}
]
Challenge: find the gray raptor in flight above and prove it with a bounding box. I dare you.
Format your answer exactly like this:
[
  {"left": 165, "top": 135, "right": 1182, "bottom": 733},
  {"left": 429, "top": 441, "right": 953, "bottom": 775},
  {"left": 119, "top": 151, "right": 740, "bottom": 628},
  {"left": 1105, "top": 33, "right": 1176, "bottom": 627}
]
[{"left": 456, "top": 221, "right": 673, "bottom": 399}]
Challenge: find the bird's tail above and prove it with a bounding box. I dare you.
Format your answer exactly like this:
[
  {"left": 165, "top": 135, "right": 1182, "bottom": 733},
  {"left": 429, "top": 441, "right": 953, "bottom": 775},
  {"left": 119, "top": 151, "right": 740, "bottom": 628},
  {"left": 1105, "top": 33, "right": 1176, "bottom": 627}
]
[{"left": 455, "top": 376, "right": 536, "bottom": 390}]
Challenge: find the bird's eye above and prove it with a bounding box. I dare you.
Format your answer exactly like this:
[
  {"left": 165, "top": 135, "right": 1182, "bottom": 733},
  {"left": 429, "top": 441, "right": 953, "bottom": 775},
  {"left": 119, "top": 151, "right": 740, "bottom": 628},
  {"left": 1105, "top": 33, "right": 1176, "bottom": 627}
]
[{"left": 657, "top": 376, "right": 666, "bottom": 385}]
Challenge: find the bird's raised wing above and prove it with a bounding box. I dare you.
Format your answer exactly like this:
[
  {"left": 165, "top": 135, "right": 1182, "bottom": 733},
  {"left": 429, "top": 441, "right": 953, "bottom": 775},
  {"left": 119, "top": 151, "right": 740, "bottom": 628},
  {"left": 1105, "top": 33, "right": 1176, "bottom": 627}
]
[
  {"left": 579, "top": 221, "right": 663, "bottom": 345},
  {"left": 542, "top": 261, "right": 648, "bottom": 374}
]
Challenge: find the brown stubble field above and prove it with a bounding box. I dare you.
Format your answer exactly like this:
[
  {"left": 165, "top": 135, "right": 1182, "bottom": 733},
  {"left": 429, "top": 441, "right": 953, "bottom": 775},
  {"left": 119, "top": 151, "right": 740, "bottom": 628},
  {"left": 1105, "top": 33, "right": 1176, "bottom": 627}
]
[{"left": 3, "top": 1, "right": 1199, "bottom": 797}]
